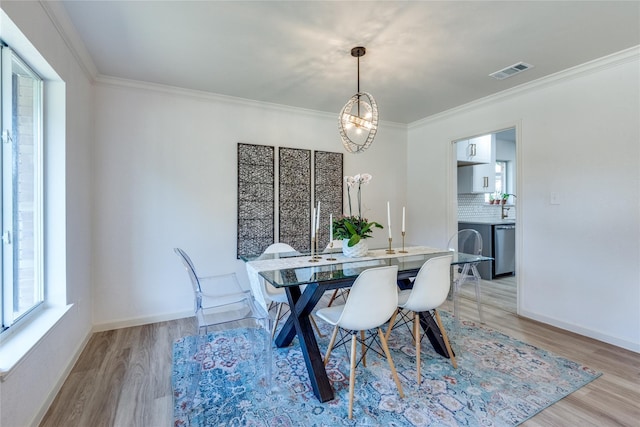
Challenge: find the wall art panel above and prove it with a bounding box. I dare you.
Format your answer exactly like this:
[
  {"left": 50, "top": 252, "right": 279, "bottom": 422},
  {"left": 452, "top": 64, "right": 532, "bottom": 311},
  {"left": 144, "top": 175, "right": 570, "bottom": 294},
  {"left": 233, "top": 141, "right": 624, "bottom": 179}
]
[
  {"left": 237, "top": 143, "right": 274, "bottom": 258},
  {"left": 279, "top": 147, "right": 311, "bottom": 252},
  {"left": 314, "top": 151, "right": 343, "bottom": 250}
]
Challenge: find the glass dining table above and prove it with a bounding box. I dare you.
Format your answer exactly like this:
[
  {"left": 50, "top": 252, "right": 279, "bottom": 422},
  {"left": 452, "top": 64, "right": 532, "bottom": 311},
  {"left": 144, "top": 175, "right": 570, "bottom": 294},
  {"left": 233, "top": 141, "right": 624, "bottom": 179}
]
[{"left": 241, "top": 246, "right": 492, "bottom": 403}]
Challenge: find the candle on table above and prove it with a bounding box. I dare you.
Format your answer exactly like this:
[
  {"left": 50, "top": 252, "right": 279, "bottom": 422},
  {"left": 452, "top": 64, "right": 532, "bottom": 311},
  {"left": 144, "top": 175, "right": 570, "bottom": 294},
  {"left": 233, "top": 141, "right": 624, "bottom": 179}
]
[
  {"left": 402, "top": 206, "right": 405, "bottom": 233},
  {"left": 311, "top": 207, "right": 316, "bottom": 238},
  {"left": 387, "top": 201, "right": 392, "bottom": 239},
  {"left": 316, "top": 202, "right": 321, "bottom": 231},
  {"left": 329, "top": 213, "right": 333, "bottom": 242}
]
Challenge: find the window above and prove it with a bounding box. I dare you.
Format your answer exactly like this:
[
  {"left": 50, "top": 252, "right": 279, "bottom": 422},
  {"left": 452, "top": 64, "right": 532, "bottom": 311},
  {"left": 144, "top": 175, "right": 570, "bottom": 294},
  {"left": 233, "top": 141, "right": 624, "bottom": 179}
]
[
  {"left": 495, "top": 160, "right": 507, "bottom": 195},
  {"left": 1, "top": 44, "right": 44, "bottom": 331},
  {"left": 484, "top": 160, "right": 508, "bottom": 202}
]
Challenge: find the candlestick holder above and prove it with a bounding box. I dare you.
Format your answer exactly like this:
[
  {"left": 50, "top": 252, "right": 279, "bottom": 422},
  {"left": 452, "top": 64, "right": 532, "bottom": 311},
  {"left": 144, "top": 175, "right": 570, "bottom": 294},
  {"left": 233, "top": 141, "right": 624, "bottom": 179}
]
[
  {"left": 386, "top": 237, "right": 396, "bottom": 254},
  {"left": 399, "top": 231, "right": 408, "bottom": 253},
  {"left": 309, "top": 236, "right": 319, "bottom": 262},
  {"left": 326, "top": 240, "right": 337, "bottom": 261},
  {"left": 313, "top": 229, "right": 322, "bottom": 259}
]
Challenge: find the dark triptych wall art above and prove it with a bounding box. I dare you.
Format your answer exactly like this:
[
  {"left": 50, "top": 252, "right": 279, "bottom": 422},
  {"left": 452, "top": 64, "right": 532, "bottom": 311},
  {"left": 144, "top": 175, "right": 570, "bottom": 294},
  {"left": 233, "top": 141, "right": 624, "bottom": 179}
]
[
  {"left": 237, "top": 143, "right": 342, "bottom": 258},
  {"left": 237, "top": 143, "right": 274, "bottom": 258},
  {"left": 279, "top": 148, "right": 311, "bottom": 252},
  {"left": 314, "top": 151, "right": 344, "bottom": 250}
]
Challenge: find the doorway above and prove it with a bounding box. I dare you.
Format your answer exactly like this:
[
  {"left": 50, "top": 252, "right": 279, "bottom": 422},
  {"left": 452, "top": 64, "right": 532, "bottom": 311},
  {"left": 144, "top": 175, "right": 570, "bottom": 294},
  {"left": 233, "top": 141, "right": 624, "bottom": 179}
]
[{"left": 453, "top": 127, "right": 518, "bottom": 314}]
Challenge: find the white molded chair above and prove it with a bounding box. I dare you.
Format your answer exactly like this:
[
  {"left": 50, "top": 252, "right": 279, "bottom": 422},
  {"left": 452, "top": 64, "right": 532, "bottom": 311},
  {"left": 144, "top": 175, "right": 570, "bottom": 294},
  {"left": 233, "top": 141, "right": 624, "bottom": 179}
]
[
  {"left": 448, "top": 229, "right": 484, "bottom": 323},
  {"left": 316, "top": 266, "right": 404, "bottom": 419},
  {"left": 386, "top": 254, "right": 457, "bottom": 385},
  {"left": 261, "top": 243, "right": 296, "bottom": 338},
  {"left": 260, "top": 243, "right": 323, "bottom": 339}
]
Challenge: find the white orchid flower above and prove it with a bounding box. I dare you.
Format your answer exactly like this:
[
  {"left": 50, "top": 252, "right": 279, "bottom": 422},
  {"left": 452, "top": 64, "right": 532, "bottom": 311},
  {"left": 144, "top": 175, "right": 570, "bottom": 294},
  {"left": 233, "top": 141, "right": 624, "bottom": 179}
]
[
  {"left": 344, "top": 176, "right": 357, "bottom": 187},
  {"left": 360, "top": 173, "right": 372, "bottom": 184},
  {"left": 353, "top": 174, "right": 361, "bottom": 183}
]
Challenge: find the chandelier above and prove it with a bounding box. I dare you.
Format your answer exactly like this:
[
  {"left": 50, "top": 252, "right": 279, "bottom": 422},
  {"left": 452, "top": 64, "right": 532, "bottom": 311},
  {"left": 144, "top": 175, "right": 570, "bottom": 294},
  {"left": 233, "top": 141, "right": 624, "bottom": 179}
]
[{"left": 339, "top": 47, "right": 379, "bottom": 154}]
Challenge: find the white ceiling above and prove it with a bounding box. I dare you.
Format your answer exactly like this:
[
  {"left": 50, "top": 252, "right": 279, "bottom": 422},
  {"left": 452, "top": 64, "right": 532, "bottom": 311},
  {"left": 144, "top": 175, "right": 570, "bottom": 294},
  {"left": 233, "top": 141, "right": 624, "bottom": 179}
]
[{"left": 58, "top": 1, "right": 640, "bottom": 124}]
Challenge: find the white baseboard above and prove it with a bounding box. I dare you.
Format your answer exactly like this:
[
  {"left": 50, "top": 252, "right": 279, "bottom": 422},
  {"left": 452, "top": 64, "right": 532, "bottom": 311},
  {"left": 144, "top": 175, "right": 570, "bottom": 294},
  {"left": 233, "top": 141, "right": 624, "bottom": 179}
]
[
  {"left": 92, "top": 310, "right": 193, "bottom": 333},
  {"left": 29, "top": 327, "right": 93, "bottom": 427},
  {"left": 519, "top": 309, "right": 640, "bottom": 353}
]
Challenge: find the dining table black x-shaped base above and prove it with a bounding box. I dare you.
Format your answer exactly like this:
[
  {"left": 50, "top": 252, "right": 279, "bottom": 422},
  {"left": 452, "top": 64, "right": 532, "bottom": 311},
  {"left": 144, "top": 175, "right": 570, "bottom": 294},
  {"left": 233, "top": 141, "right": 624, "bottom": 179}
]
[{"left": 273, "top": 271, "right": 454, "bottom": 403}]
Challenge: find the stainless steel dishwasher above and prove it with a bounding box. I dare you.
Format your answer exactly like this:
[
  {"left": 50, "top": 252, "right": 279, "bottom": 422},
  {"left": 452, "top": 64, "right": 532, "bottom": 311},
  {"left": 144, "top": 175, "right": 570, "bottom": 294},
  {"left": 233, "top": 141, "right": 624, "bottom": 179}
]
[{"left": 494, "top": 224, "right": 515, "bottom": 275}]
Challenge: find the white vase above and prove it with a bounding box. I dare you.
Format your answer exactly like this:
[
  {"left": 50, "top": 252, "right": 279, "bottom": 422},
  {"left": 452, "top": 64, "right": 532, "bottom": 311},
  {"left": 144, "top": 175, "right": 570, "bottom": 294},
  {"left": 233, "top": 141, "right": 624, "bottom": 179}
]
[{"left": 342, "top": 239, "right": 369, "bottom": 258}]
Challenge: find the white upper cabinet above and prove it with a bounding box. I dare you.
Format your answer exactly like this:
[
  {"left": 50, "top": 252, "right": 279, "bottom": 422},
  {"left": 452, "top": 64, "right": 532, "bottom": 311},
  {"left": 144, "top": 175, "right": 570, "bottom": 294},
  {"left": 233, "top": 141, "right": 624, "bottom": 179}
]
[
  {"left": 457, "top": 163, "right": 496, "bottom": 193},
  {"left": 457, "top": 134, "right": 492, "bottom": 165},
  {"left": 457, "top": 134, "right": 496, "bottom": 193}
]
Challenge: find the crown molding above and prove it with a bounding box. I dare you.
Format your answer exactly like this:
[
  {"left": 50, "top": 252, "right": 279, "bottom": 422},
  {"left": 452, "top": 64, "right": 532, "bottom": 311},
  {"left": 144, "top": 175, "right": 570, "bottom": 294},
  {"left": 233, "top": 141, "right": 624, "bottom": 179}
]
[
  {"left": 38, "top": 0, "right": 98, "bottom": 81},
  {"left": 409, "top": 45, "right": 640, "bottom": 129},
  {"left": 95, "top": 74, "right": 407, "bottom": 129}
]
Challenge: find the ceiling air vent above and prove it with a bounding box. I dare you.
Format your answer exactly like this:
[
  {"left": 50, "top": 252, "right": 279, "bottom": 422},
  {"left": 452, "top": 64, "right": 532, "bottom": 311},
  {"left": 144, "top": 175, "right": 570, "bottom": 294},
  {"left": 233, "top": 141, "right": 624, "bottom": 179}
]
[{"left": 489, "top": 62, "right": 534, "bottom": 80}]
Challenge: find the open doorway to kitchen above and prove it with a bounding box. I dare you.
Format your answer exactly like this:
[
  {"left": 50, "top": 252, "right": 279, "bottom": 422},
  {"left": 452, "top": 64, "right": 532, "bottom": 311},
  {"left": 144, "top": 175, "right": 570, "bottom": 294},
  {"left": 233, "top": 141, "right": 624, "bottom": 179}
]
[{"left": 453, "top": 127, "right": 518, "bottom": 315}]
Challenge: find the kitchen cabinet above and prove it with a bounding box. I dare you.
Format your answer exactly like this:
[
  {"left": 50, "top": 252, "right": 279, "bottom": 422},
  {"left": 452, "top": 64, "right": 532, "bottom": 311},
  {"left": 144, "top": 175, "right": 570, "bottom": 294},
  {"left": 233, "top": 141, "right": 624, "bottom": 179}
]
[
  {"left": 457, "top": 133, "right": 496, "bottom": 194},
  {"left": 457, "top": 134, "right": 492, "bottom": 165},
  {"left": 457, "top": 163, "right": 495, "bottom": 193}
]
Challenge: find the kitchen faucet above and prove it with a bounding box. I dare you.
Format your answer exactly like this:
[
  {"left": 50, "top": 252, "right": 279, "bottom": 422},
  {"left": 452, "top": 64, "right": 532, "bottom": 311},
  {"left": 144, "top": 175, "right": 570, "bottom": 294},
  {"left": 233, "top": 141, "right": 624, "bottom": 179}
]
[
  {"left": 501, "top": 194, "right": 517, "bottom": 219},
  {"left": 501, "top": 204, "right": 510, "bottom": 219}
]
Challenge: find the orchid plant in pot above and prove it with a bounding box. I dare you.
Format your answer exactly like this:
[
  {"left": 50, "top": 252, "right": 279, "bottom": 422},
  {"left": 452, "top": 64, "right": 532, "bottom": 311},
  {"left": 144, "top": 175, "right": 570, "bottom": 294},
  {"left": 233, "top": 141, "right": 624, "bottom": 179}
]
[{"left": 333, "top": 173, "right": 383, "bottom": 256}]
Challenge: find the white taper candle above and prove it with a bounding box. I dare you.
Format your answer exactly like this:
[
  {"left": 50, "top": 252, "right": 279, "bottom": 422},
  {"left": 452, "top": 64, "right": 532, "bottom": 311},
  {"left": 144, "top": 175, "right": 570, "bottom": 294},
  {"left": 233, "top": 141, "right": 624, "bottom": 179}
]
[
  {"left": 329, "top": 213, "right": 333, "bottom": 241},
  {"left": 387, "top": 201, "right": 392, "bottom": 238},
  {"left": 402, "top": 206, "right": 405, "bottom": 233}
]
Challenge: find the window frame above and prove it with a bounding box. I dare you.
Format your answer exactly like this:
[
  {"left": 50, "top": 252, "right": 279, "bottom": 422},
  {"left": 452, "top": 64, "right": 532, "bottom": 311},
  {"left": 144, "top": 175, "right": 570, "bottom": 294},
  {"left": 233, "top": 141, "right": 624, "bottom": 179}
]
[{"left": 1, "top": 44, "right": 45, "bottom": 332}]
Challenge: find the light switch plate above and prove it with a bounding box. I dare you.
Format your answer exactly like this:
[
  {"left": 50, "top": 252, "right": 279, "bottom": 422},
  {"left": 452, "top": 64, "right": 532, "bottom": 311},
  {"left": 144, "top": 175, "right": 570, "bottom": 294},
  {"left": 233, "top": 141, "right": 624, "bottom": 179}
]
[{"left": 550, "top": 192, "right": 560, "bottom": 205}]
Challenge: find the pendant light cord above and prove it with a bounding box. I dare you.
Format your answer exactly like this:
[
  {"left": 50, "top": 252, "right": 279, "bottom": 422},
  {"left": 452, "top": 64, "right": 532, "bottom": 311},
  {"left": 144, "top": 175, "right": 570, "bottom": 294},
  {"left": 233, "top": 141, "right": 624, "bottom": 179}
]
[{"left": 357, "top": 56, "right": 361, "bottom": 117}]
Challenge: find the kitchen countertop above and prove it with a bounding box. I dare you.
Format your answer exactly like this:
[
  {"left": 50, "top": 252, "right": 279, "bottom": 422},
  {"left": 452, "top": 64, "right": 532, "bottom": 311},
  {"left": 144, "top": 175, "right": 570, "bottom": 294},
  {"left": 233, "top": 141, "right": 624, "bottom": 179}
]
[{"left": 459, "top": 220, "right": 516, "bottom": 225}]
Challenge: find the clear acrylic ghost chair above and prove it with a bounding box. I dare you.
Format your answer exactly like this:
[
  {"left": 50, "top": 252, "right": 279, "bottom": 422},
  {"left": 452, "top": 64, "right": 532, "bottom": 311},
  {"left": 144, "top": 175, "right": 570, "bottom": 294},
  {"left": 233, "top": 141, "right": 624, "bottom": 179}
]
[
  {"left": 316, "top": 266, "right": 404, "bottom": 419},
  {"left": 447, "top": 229, "right": 484, "bottom": 323},
  {"left": 385, "top": 254, "right": 457, "bottom": 385},
  {"left": 174, "top": 248, "right": 272, "bottom": 417},
  {"left": 174, "top": 247, "right": 269, "bottom": 334},
  {"left": 260, "top": 243, "right": 323, "bottom": 338}
]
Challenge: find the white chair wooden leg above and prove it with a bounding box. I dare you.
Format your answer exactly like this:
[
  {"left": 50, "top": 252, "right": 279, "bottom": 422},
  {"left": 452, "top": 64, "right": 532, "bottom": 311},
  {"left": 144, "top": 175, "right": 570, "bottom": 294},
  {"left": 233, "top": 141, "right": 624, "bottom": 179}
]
[
  {"left": 415, "top": 312, "right": 421, "bottom": 384},
  {"left": 377, "top": 328, "right": 404, "bottom": 398},
  {"left": 348, "top": 333, "right": 357, "bottom": 419},
  {"left": 310, "top": 315, "right": 325, "bottom": 338},
  {"left": 360, "top": 330, "right": 367, "bottom": 367},
  {"left": 384, "top": 308, "right": 399, "bottom": 342},
  {"left": 434, "top": 309, "right": 457, "bottom": 369},
  {"left": 327, "top": 289, "right": 340, "bottom": 307},
  {"left": 324, "top": 326, "right": 339, "bottom": 366}
]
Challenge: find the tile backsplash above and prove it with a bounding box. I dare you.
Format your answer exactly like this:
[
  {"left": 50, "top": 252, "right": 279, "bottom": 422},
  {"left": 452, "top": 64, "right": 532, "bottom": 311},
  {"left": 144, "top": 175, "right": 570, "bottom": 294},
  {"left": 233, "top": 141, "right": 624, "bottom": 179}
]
[{"left": 458, "top": 194, "right": 517, "bottom": 221}]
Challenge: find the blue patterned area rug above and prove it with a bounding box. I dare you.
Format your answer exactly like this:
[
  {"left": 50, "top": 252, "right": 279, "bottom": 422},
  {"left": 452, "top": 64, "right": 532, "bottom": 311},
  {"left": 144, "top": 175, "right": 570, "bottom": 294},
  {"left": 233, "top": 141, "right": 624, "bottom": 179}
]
[{"left": 172, "top": 312, "right": 601, "bottom": 426}]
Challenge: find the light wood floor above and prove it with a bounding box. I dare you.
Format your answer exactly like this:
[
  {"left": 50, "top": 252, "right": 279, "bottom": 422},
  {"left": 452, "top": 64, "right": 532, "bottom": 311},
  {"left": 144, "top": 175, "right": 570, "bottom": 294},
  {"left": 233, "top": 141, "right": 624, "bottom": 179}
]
[
  {"left": 40, "top": 286, "right": 640, "bottom": 427},
  {"left": 458, "top": 274, "right": 517, "bottom": 314}
]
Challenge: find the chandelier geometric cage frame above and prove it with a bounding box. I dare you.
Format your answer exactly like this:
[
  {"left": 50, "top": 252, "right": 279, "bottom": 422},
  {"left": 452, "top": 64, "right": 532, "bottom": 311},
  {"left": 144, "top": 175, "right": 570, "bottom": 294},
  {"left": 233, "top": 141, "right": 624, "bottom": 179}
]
[{"left": 339, "top": 46, "right": 379, "bottom": 154}]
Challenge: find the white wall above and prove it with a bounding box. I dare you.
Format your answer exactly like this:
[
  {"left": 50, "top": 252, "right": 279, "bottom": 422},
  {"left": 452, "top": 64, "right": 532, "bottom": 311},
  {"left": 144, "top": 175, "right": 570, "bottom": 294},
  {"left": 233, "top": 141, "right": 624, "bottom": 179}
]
[
  {"left": 407, "top": 49, "right": 640, "bottom": 352},
  {"left": 0, "top": 2, "right": 94, "bottom": 427},
  {"left": 92, "top": 81, "right": 407, "bottom": 329}
]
